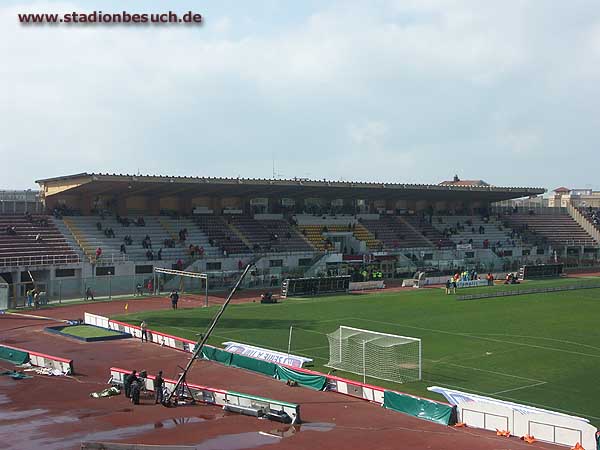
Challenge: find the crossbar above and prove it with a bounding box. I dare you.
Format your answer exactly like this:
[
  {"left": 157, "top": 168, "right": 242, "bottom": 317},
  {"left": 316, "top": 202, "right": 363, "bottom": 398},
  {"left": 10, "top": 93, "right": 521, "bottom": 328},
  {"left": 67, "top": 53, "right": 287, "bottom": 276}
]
[
  {"left": 154, "top": 267, "right": 207, "bottom": 279},
  {"left": 339, "top": 325, "right": 421, "bottom": 343}
]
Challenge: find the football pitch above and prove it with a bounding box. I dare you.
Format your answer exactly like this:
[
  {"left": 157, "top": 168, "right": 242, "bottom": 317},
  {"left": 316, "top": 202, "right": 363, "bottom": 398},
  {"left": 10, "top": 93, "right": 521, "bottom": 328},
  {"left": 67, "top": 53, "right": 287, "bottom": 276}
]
[{"left": 114, "top": 277, "right": 600, "bottom": 425}]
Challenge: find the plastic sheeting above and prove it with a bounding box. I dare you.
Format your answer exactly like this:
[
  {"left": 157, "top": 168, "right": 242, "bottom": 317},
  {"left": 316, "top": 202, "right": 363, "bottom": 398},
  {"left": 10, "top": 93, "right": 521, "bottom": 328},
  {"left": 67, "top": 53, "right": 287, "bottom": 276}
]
[
  {"left": 275, "top": 365, "right": 327, "bottom": 391},
  {"left": 383, "top": 390, "right": 454, "bottom": 425}
]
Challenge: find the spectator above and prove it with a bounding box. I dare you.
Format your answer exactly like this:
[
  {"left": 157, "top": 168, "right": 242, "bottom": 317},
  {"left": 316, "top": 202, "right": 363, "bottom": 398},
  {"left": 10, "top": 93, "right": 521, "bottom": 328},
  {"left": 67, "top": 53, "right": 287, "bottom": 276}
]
[
  {"left": 238, "top": 259, "right": 243, "bottom": 271},
  {"left": 96, "top": 221, "right": 102, "bottom": 231},
  {"left": 95, "top": 247, "right": 102, "bottom": 260},
  {"left": 85, "top": 287, "right": 94, "bottom": 301},
  {"left": 176, "top": 259, "right": 183, "bottom": 271},
  {"left": 146, "top": 250, "right": 154, "bottom": 261},
  {"left": 120, "top": 244, "right": 127, "bottom": 254},
  {"left": 137, "top": 217, "right": 145, "bottom": 226},
  {"left": 157, "top": 248, "right": 162, "bottom": 260},
  {"left": 35, "top": 233, "right": 42, "bottom": 242}
]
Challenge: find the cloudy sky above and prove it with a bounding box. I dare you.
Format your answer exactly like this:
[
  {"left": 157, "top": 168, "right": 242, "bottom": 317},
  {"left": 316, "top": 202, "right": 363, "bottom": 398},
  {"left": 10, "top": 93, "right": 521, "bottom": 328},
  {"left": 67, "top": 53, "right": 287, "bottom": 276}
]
[{"left": 2, "top": 0, "right": 600, "bottom": 190}]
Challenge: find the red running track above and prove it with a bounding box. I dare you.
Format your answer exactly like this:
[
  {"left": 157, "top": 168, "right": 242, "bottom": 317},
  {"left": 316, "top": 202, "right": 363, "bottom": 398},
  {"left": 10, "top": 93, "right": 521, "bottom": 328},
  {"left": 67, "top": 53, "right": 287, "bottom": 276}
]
[{"left": 0, "top": 298, "right": 562, "bottom": 450}]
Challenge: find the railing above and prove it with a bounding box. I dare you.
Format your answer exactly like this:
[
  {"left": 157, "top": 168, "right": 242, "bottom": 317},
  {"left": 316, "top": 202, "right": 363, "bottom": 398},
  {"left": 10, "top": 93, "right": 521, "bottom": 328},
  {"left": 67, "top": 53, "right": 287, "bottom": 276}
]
[
  {"left": 568, "top": 204, "right": 600, "bottom": 245},
  {"left": 0, "top": 254, "right": 80, "bottom": 268}
]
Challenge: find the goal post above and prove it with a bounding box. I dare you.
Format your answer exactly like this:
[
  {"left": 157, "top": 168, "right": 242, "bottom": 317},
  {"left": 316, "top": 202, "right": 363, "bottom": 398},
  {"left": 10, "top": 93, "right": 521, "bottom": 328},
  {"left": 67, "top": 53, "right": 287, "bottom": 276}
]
[
  {"left": 326, "top": 326, "right": 421, "bottom": 384},
  {"left": 153, "top": 267, "right": 209, "bottom": 307}
]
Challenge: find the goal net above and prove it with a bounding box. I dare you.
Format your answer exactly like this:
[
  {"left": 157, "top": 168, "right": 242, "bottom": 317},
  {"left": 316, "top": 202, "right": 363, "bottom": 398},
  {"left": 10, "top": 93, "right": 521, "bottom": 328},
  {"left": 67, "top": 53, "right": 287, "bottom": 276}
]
[{"left": 326, "top": 326, "right": 421, "bottom": 384}]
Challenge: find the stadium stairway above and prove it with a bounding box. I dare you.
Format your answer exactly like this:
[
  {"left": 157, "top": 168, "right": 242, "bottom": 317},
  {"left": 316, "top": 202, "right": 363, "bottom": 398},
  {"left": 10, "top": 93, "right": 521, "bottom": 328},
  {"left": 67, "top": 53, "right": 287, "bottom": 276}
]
[
  {"left": 361, "top": 216, "right": 431, "bottom": 249},
  {"left": 51, "top": 217, "right": 85, "bottom": 261},
  {"left": 296, "top": 224, "right": 380, "bottom": 252}
]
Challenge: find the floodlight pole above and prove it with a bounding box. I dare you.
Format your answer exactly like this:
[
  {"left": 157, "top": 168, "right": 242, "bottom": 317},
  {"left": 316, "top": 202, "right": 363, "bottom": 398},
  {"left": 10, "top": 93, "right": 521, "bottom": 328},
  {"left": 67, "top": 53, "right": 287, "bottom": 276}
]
[{"left": 165, "top": 263, "right": 254, "bottom": 404}]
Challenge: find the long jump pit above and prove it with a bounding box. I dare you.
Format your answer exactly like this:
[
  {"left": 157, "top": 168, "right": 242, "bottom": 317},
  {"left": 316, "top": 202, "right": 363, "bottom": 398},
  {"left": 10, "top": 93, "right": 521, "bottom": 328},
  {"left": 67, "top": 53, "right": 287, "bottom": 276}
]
[{"left": 0, "top": 299, "right": 564, "bottom": 450}]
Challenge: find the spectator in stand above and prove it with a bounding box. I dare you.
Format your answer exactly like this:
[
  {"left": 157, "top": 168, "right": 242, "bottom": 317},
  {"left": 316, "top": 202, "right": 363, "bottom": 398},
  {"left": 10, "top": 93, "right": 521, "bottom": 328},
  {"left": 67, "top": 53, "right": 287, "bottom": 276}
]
[
  {"left": 137, "top": 217, "right": 145, "bottom": 226},
  {"left": 120, "top": 244, "right": 127, "bottom": 254},
  {"left": 96, "top": 247, "right": 102, "bottom": 260},
  {"left": 96, "top": 221, "right": 102, "bottom": 231},
  {"left": 146, "top": 250, "right": 154, "bottom": 261},
  {"left": 35, "top": 233, "right": 42, "bottom": 242},
  {"left": 238, "top": 259, "right": 243, "bottom": 271},
  {"left": 198, "top": 246, "right": 204, "bottom": 257},
  {"left": 176, "top": 259, "right": 183, "bottom": 271},
  {"left": 157, "top": 248, "right": 162, "bottom": 260}
]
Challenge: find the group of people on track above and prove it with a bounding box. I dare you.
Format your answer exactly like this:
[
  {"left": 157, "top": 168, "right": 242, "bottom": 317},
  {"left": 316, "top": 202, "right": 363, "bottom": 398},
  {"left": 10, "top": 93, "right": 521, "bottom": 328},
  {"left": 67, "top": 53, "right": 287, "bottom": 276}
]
[{"left": 122, "top": 369, "right": 165, "bottom": 405}]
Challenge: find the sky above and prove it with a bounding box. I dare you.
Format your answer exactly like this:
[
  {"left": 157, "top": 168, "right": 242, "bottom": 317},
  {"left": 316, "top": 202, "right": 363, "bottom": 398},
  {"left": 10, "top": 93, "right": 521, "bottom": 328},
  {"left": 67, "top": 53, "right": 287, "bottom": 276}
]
[{"left": 2, "top": 0, "right": 600, "bottom": 190}]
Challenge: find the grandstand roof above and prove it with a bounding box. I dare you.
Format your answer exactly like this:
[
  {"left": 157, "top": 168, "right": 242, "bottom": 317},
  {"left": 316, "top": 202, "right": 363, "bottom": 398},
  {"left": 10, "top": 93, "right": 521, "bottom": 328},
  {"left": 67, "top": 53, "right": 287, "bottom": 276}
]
[{"left": 36, "top": 172, "right": 545, "bottom": 202}]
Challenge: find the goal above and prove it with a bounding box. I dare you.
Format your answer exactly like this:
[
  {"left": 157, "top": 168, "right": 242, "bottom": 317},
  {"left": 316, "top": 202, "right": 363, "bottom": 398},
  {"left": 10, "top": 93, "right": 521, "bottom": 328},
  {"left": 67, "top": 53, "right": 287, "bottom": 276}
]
[{"left": 326, "top": 326, "right": 421, "bottom": 384}]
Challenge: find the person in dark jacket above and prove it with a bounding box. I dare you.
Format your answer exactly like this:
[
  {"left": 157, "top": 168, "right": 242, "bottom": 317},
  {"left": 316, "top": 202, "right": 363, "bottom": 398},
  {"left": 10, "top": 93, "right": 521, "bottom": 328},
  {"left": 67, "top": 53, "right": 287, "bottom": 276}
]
[
  {"left": 154, "top": 370, "right": 165, "bottom": 404},
  {"left": 130, "top": 378, "right": 141, "bottom": 405},
  {"left": 123, "top": 370, "right": 137, "bottom": 398}
]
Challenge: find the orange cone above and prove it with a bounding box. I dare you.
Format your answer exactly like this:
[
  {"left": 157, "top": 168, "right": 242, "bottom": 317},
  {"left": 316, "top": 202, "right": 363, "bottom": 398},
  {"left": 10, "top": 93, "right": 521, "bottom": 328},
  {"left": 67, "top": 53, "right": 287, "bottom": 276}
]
[{"left": 520, "top": 434, "right": 536, "bottom": 444}]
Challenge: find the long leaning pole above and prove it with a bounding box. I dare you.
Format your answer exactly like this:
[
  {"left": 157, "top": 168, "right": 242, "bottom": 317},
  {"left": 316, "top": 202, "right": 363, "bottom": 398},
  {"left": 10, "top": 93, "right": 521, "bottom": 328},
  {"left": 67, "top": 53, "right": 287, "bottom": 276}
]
[{"left": 165, "top": 263, "right": 254, "bottom": 404}]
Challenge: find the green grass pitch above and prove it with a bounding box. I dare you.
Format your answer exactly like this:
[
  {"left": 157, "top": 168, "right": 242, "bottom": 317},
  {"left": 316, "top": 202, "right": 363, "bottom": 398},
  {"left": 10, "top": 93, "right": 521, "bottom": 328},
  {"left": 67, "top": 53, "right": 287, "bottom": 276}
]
[
  {"left": 61, "top": 325, "right": 123, "bottom": 338},
  {"left": 113, "top": 277, "right": 600, "bottom": 425}
]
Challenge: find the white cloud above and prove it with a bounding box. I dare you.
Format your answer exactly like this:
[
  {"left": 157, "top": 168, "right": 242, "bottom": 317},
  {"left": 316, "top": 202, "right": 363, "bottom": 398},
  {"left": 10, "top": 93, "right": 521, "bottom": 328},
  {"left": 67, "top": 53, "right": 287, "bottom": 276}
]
[{"left": 2, "top": 1, "right": 600, "bottom": 188}]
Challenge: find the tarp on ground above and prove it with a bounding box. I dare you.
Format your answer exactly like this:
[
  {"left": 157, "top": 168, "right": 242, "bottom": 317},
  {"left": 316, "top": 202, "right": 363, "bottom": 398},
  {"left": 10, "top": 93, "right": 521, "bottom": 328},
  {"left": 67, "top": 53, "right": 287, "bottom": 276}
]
[
  {"left": 383, "top": 390, "right": 454, "bottom": 425},
  {"left": 230, "top": 353, "right": 277, "bottom": 377},
  {"left": 0, "top": 345, "right": 29, "bottom": 365},
  {"left": 275, "top": 365, "right": 327, "bottom": 391},
  {"left": 201, "top": 346, "right": 233, "bottom": 365}
]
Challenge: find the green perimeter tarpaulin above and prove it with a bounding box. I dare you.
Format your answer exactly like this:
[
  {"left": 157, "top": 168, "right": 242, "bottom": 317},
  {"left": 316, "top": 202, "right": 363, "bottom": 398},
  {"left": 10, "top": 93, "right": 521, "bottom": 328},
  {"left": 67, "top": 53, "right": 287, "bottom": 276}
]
[
  {"left": 201, "top": 346, "right": 233, "bottom": 365},
  {"left": 0, "top": 345, "right": 29, "bottom": 365},
  {"left": 275, "top": 365, "right": 327, "bottom": 390},
  {"left": 383, "top": 390, "right": 454, "bottom": 425},
  {"left": 230, "top": 353, "right": 277, "bottom": 377}
]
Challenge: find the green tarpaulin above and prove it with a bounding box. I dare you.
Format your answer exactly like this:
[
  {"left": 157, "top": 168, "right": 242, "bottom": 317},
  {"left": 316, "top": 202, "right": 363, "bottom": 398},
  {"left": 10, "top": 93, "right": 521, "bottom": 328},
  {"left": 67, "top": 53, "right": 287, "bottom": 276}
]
[
  {"left": 275, "top": 365, "right": 327, "bottom": 390},
  {"left": 383, "top": 390, "right": 454, "bottom": 425},
  {"left": 201, "top": 346, "right": 233, "bottom": 365},
  {"left": 230, "top": 353, "right": 277, "bottom": 377},
  {"left": 0, "top": 345, "right": 29, "bottom": 365}
]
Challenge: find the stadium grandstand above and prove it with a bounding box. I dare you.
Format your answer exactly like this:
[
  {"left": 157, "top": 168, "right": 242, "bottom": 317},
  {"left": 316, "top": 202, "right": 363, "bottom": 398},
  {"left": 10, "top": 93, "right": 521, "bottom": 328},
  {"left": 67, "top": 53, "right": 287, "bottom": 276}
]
[{"left": 1, "top": 172, "right": 599, "bottom": 305}]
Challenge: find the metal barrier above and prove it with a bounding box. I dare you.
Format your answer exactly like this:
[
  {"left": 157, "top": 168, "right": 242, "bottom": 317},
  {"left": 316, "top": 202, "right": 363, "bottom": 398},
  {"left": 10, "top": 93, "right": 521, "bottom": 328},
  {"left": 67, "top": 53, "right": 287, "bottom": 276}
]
[
  {"left": 0, "top": 254, "right": 80, "bottom": 268},
  {"left": 457, "top": 282, "right": 600, "bottom": 301}
]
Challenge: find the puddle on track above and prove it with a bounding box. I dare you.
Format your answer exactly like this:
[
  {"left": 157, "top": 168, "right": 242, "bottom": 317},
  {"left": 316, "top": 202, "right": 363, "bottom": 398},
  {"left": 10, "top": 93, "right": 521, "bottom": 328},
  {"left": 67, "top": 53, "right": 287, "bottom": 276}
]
[
  {"left": 194, "top": 431, "right": 282, "bottom": 450},
  {"left": 0, "top": 408, "right": 48, "bottom": 421},
  {"left": 2, "top": 415, "right": 206, "bottom": 450}
]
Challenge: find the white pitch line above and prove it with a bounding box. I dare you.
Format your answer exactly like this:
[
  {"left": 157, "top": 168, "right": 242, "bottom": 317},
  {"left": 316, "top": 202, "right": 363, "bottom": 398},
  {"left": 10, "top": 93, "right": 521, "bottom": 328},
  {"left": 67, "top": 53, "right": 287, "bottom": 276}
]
[
  {"left": 351, "top": 317, "right": 600, "bottom": 359},
  {"left": 292, "top": 345, "right": 329, "bottom": 353},
  {"left": 430, "top": 361, "right": 544, "bottom": 383},
  {"left": 492, "top": 381, "right": 547, "bottom": 395},
  {"left": 464, "top": 333, "right": 600, "bottom": 352}
]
